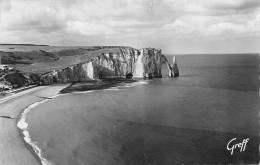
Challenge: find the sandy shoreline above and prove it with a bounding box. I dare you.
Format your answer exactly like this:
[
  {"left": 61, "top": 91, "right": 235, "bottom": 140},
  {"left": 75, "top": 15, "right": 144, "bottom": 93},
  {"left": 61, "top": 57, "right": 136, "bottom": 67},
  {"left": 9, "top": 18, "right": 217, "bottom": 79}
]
[
  {"left": 0, "top": 84, "right": 70, "bottom": 165},
  {"left": 0, "top": 80, "right": 142, "bottom": 165}
]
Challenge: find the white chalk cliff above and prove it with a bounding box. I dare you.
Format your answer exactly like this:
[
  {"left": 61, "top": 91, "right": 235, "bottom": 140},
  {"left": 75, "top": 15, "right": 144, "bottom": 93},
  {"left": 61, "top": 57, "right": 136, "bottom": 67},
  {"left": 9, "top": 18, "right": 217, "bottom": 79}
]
[{"left": 40, "top": 47, "right": 179, "bottom": 84}]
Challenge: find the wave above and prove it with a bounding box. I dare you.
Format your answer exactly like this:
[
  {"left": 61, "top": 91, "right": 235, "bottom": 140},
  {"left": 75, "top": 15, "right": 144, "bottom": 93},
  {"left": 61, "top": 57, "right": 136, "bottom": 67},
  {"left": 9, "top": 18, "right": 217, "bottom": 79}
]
[
  {"left": 73, "top": 90, "right": 96, "bottom": 94},
  {"left": 17, "top": 94, "right": 64, "bottom": 165},
  {"left": 101, "top": 80, "right": 149, "bottom": 90},
  {"left": 104, "top": 87, "right": 122, "bottom": 91},
  {"left": 120, "top": 80, "right": 149, "bottom": 87}
]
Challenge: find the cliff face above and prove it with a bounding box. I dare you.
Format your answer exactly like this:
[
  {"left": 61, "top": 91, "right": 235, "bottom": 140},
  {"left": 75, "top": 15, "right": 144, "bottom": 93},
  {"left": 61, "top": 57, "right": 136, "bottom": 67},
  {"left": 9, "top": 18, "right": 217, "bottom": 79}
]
[
  {"left": 95, "top": 47, "right": 167, "bottom": 78},
  {"left": 138, "top": 48, "right": 166, "bottom": 78},
  {"left": 95, "top": 48, "right": 137, "bottom": 78},
  {"left": 40, "top": 47, "right": 171, "bottom": 84},
  {"left": 57, "top": 61, "right": 98, "bottom": 82}
]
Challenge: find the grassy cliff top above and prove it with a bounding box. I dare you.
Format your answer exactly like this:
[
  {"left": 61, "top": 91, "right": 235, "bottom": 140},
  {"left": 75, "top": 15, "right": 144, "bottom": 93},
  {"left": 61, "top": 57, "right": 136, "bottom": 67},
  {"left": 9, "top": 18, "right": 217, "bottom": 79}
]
[{"left": 0, "top": 45, "right": 136, "bottom": 73}]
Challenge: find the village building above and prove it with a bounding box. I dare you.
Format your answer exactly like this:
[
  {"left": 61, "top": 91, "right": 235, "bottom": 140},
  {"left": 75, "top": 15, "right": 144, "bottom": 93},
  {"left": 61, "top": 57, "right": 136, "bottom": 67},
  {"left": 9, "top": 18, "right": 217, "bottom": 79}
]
[{"left": 0, "top": 65, "right": 13, "bottom": 71}]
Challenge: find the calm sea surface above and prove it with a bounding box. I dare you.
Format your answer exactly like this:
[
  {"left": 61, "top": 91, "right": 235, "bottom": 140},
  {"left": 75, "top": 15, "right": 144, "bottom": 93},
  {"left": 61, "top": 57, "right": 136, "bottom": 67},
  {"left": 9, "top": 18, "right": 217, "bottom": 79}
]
[{"left": 27, "top": 54, "right": 260, "bottom": 164}]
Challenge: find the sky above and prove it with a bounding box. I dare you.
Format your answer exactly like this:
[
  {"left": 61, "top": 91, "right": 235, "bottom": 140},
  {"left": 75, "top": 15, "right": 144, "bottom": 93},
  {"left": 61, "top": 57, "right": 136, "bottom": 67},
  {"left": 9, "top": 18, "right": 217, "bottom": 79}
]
[{"left": 0, "top": 0, "right": 259, "bottom": 54}]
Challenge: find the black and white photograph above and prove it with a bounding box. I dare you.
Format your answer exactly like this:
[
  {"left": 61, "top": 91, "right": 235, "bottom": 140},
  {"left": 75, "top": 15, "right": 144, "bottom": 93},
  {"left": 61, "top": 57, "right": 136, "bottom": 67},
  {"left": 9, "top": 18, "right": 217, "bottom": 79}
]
[{"left": 0, "top": 0, "right": 259, "bottom": 164}]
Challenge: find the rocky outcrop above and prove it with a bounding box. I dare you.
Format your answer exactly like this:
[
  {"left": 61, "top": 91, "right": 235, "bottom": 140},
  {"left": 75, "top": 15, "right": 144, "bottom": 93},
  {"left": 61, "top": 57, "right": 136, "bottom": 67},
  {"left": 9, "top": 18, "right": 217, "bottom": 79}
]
[
  {"left": 165, "top": 56, "right": 179, "bottom": 77},
  {"left": 136, "top": 48, "right": 166, "bottom": 78},
  {"left": 4, "top": 73, "right": 32, "bottom": 87},
  {"left": 39, "top": 47, "right": 177, "bottom": 84},
  {"left": 172, "top": 56, "right": 179, "bottom": 77}
]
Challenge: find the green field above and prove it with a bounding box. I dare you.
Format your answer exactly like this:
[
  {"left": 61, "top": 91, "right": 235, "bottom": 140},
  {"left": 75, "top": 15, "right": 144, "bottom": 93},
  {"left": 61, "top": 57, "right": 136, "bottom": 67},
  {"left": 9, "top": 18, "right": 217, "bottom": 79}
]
[{"left": 0, "top": 44, "right": 134, "bottom": 73}]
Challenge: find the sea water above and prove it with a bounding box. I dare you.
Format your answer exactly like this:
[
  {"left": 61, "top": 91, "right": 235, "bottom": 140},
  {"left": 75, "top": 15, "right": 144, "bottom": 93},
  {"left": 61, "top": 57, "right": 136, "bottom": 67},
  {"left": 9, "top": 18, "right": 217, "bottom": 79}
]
[{"left": 26, "top": 54, "right": 260, "bottom": 164}]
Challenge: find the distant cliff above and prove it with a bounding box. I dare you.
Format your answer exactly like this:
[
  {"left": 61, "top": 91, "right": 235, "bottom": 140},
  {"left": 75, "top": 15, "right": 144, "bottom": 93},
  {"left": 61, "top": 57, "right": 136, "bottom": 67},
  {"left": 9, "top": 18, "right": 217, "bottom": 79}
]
[
  {"left": 40, "top": 47, "right": 170, "bottom": 84},
  {"left": 0, "top": 46, "right": 178, "bottom": 87}
]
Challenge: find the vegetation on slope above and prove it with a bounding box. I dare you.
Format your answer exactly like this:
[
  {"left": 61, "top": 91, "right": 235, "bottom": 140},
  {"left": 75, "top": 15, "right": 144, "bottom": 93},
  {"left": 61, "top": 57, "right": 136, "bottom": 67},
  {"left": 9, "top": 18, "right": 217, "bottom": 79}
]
[{"left": 0, "top": 50, "right": 59, "bottom": 64}]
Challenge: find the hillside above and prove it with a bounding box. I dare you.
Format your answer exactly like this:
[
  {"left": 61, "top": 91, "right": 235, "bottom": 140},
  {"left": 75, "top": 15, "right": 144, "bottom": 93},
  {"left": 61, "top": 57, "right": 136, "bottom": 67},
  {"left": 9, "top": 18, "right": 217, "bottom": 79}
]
[{"left": 0, "top": 46, "right": 134, "bottom": 73}]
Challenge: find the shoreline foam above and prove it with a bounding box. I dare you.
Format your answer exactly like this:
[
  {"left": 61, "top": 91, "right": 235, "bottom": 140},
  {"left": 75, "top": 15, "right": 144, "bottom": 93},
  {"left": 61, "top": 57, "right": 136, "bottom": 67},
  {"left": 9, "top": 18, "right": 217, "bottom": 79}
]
[
  {"left": 17, "top": 94, "right": 63, "bottom": 165},
  {"left": 0, "top": 83, "right": 69, "bottom": 165},
  {"left": 12, "top": 84, "right": 70, "bottom": 165}
]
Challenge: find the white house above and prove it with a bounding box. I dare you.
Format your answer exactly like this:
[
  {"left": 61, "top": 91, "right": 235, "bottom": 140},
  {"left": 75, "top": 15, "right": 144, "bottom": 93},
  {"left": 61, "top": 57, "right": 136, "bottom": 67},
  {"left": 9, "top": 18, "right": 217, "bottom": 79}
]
[{"left": 0, "top": 65, "right": 13, "bottom": 71}]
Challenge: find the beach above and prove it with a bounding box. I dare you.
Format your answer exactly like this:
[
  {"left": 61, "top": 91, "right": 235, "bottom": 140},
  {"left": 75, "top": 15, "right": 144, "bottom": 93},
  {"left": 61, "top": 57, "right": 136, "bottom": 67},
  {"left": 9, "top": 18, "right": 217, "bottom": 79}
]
[{"left": 0, "top": 84, "right": 69, "bottom": 165}]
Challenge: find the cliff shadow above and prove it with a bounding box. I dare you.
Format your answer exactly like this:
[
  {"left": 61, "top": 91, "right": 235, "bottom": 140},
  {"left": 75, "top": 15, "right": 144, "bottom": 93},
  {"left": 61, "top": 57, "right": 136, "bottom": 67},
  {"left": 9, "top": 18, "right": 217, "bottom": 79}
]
[
  {"left": 59, "top": 78, "right": 137, "bottom": 93},
  {"left": 97, "top": 65, "right": 119, "bottom": 78}
]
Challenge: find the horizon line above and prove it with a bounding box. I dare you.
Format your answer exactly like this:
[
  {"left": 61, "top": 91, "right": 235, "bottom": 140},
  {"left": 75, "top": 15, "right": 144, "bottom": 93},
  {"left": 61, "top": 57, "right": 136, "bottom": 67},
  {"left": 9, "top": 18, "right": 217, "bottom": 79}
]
[{"left": 0, "top": 43, "right": 259, "bottom": 55}]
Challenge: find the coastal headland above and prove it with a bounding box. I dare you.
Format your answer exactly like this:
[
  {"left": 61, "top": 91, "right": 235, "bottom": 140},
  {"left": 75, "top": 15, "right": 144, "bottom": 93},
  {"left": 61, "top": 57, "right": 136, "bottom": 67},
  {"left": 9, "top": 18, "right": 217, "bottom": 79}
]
[{"left": 0, "top": 45, "right": 179, "bottom": 91}]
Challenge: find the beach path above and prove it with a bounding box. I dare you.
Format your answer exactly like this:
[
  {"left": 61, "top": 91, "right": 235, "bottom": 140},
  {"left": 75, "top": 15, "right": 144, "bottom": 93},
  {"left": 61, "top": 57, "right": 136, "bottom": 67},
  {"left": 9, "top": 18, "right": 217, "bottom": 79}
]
[{"left": 0, "top": 84, "right": 69, "bottom": 165}]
